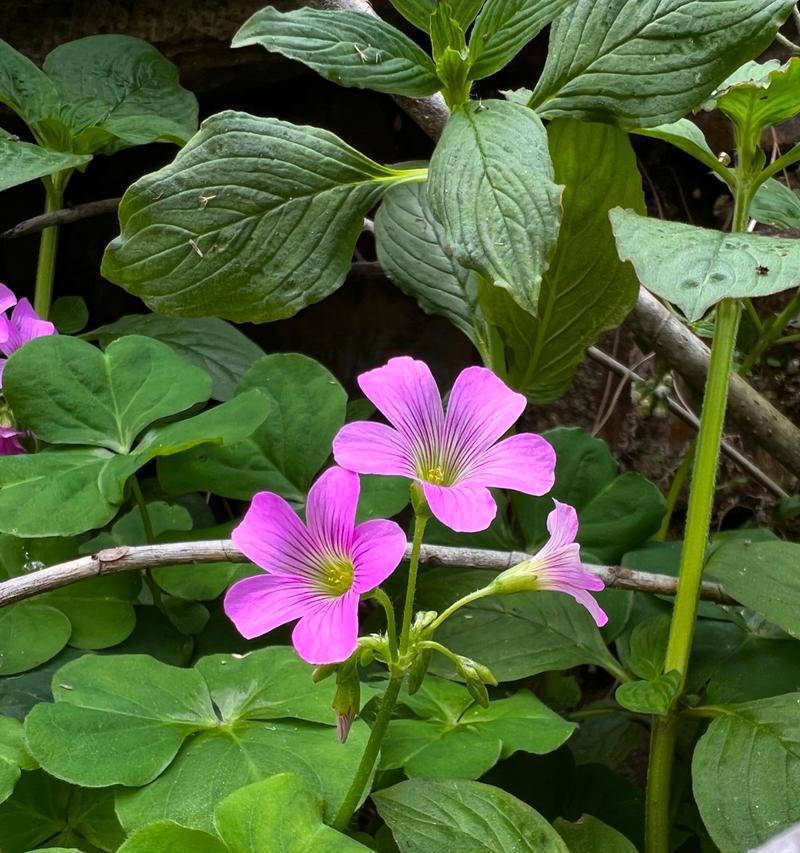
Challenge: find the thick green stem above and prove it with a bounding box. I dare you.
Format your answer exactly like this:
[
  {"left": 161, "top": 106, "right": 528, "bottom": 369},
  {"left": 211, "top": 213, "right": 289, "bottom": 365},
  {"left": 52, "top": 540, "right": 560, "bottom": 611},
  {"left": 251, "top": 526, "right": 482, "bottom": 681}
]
[
  {"left": 332, "top": 675, "right": 403, "bottom": 832},
  {"left": 334, "top": 510, "right": 428, "bottom": 832},
  {"left": 34, "top": 173, "right": 68, "bottom": 319},
  {"left": 644, "top": 303, "right": 741, "bottom": 853}
]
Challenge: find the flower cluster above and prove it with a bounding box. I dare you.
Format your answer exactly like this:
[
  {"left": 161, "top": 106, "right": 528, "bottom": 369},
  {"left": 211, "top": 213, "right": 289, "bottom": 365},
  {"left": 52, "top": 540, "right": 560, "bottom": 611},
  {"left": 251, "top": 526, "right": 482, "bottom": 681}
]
[
  {"left": 0, "top": 284, "right": 56, "bottom": 454},
  {"left": 225, "top": 358, "right": 607, "bottom": 664}
]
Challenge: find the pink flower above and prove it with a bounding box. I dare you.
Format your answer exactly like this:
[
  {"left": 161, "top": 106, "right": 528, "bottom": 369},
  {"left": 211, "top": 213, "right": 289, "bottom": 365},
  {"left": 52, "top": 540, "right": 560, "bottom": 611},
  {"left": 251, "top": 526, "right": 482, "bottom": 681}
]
[
  {"left": 0, "top": 283, "right": 56, "bottom": 387},
  {"left": 491, "top": 501, "right": 607, "bottom": 626},
  {"left": 333, "top": 357, "right": 555, "bottom": 533},
  {"left": 225, "top": 466, "right": 407, "bottom": 665},
  {"left": 0, "top": 425, "right": 24, "bottom": 455}
]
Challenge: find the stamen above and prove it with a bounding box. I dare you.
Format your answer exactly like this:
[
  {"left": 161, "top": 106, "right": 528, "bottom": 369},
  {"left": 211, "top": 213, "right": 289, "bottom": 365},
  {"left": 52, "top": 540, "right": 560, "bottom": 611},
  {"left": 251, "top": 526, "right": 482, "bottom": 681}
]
[{"left": 321, "top": 555, "right": 355, "bottom": 595}]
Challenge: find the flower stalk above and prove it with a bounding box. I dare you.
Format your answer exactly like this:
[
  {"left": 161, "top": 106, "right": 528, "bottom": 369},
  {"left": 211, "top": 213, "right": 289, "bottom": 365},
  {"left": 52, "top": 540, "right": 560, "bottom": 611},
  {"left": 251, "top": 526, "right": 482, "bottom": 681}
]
[{"left": 34, "top": 171, "right": 69, "bottom": 320}]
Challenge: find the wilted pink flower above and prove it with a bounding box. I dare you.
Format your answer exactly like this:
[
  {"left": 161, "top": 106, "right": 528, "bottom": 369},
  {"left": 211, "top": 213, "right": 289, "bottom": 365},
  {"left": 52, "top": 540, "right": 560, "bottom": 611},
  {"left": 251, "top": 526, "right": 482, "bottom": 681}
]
[
  {"left": 0, "top": 425, "right": 23, "bottom": 455},
  {"left": 225, "top": 466, "right": 406, "bottom": 665},
  {"left": 491, "top": 500, "right": 607, "bottom": 626},
  {"left": 0, "top": 284, "right": 56, "bottom": 386},
  {"left": 333, "top": 357, "right": 555, "bottom": 533}
]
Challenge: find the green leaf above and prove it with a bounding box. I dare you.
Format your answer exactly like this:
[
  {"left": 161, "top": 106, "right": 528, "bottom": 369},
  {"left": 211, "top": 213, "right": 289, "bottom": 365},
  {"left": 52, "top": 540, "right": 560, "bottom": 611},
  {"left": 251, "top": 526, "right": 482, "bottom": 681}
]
[
  {"left": 705, "top": 637, "right": 800, "bottom": 704},
  {"left": 693, "top": 694, "right": 800, "bottom": 852},
  {"left": 232, "top": 7, "right": 439, "bottom": 98},
  {"left": 25, "top": 649, "right": 368, "bottom": 834},
  {"left": 531, "top": 0, "right": 796, "bottom": 128},
  {"left": 706, "top": 540, "right": 800, "bottom": 640},
  {"left": 158, "top": 354, "right": 346, "bottom": 502},
  {"left": 25, "top": 655, "right": 217, "bottom": 786},
  {"left": 42, "top": 35, "right": 197, "bottom": 150},
  {"left": 374, "top": 182, "right": 490, "bottom": 356},
  {"left": 102, "top": 111, "right": 422, "bottom": 322},
  {"left": 0, "top": 770, "right": 124, "bottom": 853},
  {"left": 89, "top": 315, "right": 265, "bottom": 402},
  {"left": 50, "top": 295, "right": 89, "bottom": 335},
  {"left": 0, "top": 716, "right": 35, "bottom": 804},
  {"left": 554, "top": 815, "right": 638, "bottom": 853},
  {"left": 386, "top": 0, "right": 483, "bottom": 32},
  {"left": 514, "top": 428, "right": 664, "bottom": 563},
  {"left": 4, "top": 335, "right": 211, "bottom": 453},
  {"left": 751, "top": 178, "right": 800, "bottom": 229},
  {"left": 417, "top": 569, "right": 618, "bottom": 681},
  {"left": 632, "top": 119, "right": 734, "bottom": 186},
  {"left": 610, "top": 208, "right": 800, "bottom": 321},
  {"left": 118, "top": 822, "right": 228, "bottom": 853},
  {"left": 427, "top": 100, "right": 562, "bottom": 317},
  {"left": 0, "top": 38, "right": 59, "bottom": 127},
  {"left": 467, "top": 0, "right": 575, "bottom": 80},
  {"left": 0, "top": 136, "right": 90, "bottom": 192},
  {"left": 618, "top": 614, "right": 670, "bottom": 681},
  {"left": 707, "top": 58, "right": 800, "bottom": 140},
  {"left": 615, "top": 671, "right": 680, "bottom": 715},
  {"left": 215, "top": 773, "right": 371, "bottom": 852},
  {"left": 481, "top": 119, "right": 644, "bottom": 402},
  {"left": 374, "top": 778, "right": 570, "bottom": 852},
  {"left": 382, "top": 676, "right": 575, "bottom": 779},
  {"left": 0, "top": 604, "right": 71, "bottom": 675}
]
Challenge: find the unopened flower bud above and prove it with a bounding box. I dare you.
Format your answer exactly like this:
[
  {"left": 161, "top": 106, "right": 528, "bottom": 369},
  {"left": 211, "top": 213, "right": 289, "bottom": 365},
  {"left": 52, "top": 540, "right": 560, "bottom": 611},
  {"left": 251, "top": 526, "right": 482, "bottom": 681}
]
[
  {"left": 407, "top": 648, "right": 432, "bottom": 695},
  {"left": 312, "top": 663, "right": 338, "bottom": 683},
  {"left": 452, "top": 655, "right": 496, "bottom": 708},
  {"left": 332, "top": 657, "right": 361, "bottom": 744}
]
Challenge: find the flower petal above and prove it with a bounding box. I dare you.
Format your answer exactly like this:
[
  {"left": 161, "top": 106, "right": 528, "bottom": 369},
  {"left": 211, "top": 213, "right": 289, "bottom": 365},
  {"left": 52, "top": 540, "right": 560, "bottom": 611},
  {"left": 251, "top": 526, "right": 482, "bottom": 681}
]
[
  {"left": 1, "top": 298, "right": 55, "bottom": 355},
  {"left": 546, "top": 500, "right": 579, "bottom": 550},
  {"left": 292, "top": 590, "right": 360, "bottom": 664},
  {"left": 224, "top": 574, "right": 319, "bottom": 640},
  {"left": 333, "top": 421, "right": 415, "bottom": 477},
  {"left": 357, "top": 356, "right": 443, "bottom": 447},
  {"left": 568, "top": 587, "right": 608, "bottom": 627},
  {"left": 305, "top": 466, "right": 358, "bottom": 553},
  {"left": 422, "top": 481, "right": 497, "bottom": 533},
  {"left": 442, "top": 367, "right": 526, "bottom": 471},
  {"left": 465, "top": 432, "right": 555, "bottom": 495},
  {"left": 351, "top": 519, "right": 407, "bottom": 593},
  {"left": 0, "top": 284, "right": 16, "bottom": 314},
  {"left": 232, "top": 491, "right": 318, "bottom": 579}
]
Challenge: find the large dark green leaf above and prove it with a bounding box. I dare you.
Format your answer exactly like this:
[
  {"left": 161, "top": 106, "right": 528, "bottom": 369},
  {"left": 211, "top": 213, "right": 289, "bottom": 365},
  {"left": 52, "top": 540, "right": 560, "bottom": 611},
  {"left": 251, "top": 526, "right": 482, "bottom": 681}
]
[
  {"left": 530, "top": 0, "right": 796, "bottom": 128},
  {"left": 693, "top": 694, "right": 800, "bottom": 852},
  {"left": 0, "top": 770, "right": 124, "bottom": 853},
  {"left": 387, "top": 0, "right": 483, "bottom": 32},
  {"left": 514, "top": 428, "right": 664, "bottom": 563},
  {"left": 159, "top": 354, "right": 346, "bottom": 503},
  {"left": 0, "top": 134, "right": 90, "bottom": 192},
  {"left": 417, "top": 569, "right": 620, "bottom": 681},
  {"left": 374, "top": 778, "right": 570, "bottom": 852},
  {"left": 428, "top": 100, "right": 562, "bottom": 317},
  {"left": 381, "top": 676, "right": 575, "bottom": 779},
  {"left": 42, "top": 35, "right": 197, "bottom": 149},
  {"left": 102, "top": 111, "right": 424, "bottom": 322},
  {"left": 25, "top": 649, "right": 368, "bottom": 834},
  {"left": 0, "top": 39, "right": 59, "bottom": 127},
  {"left": 374, "top": 182, "right": 490, "bottom": 359},
  {"left": 0, "top": 716, "right": 35, "bottom": 804},
  {"left": 555, "top": 815, "right": 638, "bottom": 853},
  {"left": 233, "top": 7, "right": 439, "bottom": 97},
  {"left": 467, "top": 0, "right": 575, "bottom": 80},
  {"left": 0, "top": 603, "right": 71, "bottom": 675},
  {"left": 3, "top": 335, "right": 211, "bottom": 453},
  {"left": 89, "top": 315, "right": 264, "bottom": 402},
  {"left": 611, "top": 208, "right": 800, "bottom": 321},
  {"left": 481, "top": 119, "right": 644, "bottom": 402},
  {"left": 706, "top": 540, "right": 800, "bottom": 640}
]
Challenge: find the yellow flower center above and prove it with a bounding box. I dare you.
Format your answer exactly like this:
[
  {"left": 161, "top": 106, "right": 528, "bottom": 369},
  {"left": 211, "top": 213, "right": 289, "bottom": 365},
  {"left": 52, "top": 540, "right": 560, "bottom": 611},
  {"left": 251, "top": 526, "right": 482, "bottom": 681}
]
[
  {"left": 425, "top": 465, "right": 446, "bottom": 485},
  {"left": 322, "top": 556, "right": 355, "bottom": 596}
]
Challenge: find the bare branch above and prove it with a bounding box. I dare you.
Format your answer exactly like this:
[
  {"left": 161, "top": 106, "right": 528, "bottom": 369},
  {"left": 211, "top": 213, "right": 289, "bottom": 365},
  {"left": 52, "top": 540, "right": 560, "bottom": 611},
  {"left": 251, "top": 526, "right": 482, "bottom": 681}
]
[
  {"left": 0, "top": 539, "right": 736, "bottom": 608},
  {"left": 1, "top": 198, "right": 120, "bottom": 240}
]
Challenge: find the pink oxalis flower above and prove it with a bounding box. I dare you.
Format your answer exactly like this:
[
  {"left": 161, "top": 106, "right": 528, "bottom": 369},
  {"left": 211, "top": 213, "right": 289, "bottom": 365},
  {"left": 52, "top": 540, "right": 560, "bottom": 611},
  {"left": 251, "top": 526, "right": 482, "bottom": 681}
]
[
  {"left": 0, "top": 283, "right": 56, "bottom": 386},
  {"left": 333, "top": 357, "right": 556, "bottom": 533},
  {"left": 0, "top": 284, "right": 55, "bottom": 455},
  {"left": 225, "top": 466, "right": 406, "bottom": 665},
  {"left": 493, "top": 500, "right": 607, "bottom": 626}
]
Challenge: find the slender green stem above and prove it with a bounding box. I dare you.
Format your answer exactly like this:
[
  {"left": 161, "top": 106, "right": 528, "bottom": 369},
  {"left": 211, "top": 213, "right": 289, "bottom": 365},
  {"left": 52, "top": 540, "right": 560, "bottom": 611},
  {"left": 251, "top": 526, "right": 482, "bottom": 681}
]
[
  {"left": 370, "top": 587, "right": 398, "bottom": 661},
  {"left": 334, "top": 509, "right": 429, "bottom": 832},
  {"left": 743, "top": 298, "right": 763, "bottom": 334},
  {"left": 739, "top": 288, "right": 800, "bottom": 373},
  {"left": 332, "top": 674, "right": 403, "bottom": 832},
  {"left": 398, "top": 513, "right": 428, "bottom": 657},
  {"left": 34, "top": 172, "right": 68, "bottom": 319},
  {"left": 130, "top": 476, "right": 164, "bottom": 612},
  {"left": 776, "top": 333, "right": 800, "bottom": 346},
  {"left": 427, "top": 586, "right": 493, "bottom": 633},
  {"left": 645, "top": 171, "right": 750, "bottom": 853},
  {"left": 656, "top": 441, "right": 696, "bottom": 542},
  {"left": 568, "top": 706, "right": 624, "bottom": 722}
]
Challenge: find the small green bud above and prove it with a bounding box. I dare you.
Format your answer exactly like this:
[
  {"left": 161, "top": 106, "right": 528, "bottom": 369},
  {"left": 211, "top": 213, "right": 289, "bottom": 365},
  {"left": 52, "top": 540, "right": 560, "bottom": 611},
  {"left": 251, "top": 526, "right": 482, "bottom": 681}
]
[
  {"left": 332, "top": 657, "right": 361, "bottom": 744},
  {"left": 407, "top": 648, "right": 432, "bottom": 695},
  {"left": 311, "top": 663, "right": 338, "bottom": 684},
  {"left": 453, "top": 654, "right": 497, "bottom": 709}
]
